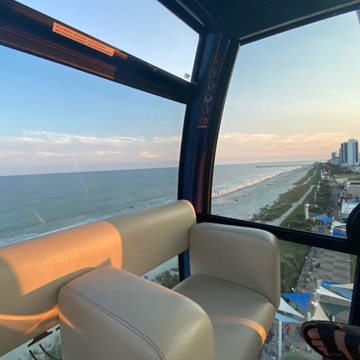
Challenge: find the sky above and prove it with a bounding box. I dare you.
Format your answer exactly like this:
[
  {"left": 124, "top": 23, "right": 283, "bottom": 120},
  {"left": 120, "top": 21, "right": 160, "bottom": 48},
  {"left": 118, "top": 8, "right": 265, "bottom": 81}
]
[
  {"left": 217, "top": 11, "right": 360, "bottom": 164},
  {"left": 0, "top": 1, "right": 359, "bottom": 175}
]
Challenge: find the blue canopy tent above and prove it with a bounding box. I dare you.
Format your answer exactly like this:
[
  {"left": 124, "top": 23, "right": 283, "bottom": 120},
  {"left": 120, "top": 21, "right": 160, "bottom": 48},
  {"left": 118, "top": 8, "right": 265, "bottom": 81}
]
[
  {"left": 321, "top": 281, "right": 353, "bottom": 300},
  {"left": 329, "top": 286, "right": 353, "bottom": 300},
  {"left": 275, "top": 313, "right": 302, "bottom": 323},
  {"left": 321, "top": 281, "right": 340, "bottom": 287},
  {"left": 281, "top": 293, "right": 313, "bottom": 312},
  {"left": 314, "top": 214, "right": 333, "bottom": 222}
]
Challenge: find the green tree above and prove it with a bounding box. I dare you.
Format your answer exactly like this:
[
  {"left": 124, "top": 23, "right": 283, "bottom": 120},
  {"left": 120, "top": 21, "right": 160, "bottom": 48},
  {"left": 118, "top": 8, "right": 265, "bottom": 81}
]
[{"left": 155, "top": 269, "right": 179, "bottom": 289}]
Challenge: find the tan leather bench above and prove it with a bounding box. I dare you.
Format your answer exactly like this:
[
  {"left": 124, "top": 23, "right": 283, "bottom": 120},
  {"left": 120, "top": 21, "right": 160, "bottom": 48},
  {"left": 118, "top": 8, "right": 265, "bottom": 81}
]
[{"left": 0, "top": 200, "right": 280, "bottom": 359}]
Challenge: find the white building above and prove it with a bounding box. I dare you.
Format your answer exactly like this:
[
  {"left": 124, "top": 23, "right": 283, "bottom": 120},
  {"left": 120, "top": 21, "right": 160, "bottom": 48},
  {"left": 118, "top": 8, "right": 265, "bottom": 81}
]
[
  {"left": 330, "top": 151, "right": 340, "bottom": 165},
  {"left": 341, "top": 200, "right": 359, "bottom": 220},
  {"left": 340, "top": 139, "right": 359, "bottom": 167}
]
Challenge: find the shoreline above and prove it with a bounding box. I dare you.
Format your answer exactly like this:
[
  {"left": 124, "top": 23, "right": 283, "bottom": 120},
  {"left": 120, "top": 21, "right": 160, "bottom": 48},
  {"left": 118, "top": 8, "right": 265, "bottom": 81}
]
[
  {"left": 212, "top": 166, "right": 311, "bottom": 220},
  {"left": 212, "top": 166, "right": 304, "bottom": 199}
]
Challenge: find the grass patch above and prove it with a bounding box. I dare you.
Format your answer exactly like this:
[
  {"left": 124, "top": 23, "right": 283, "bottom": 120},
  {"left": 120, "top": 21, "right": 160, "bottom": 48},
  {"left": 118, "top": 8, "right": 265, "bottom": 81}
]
[
  {"left": 252, "top": 185, "right": 310, "bottom": 223},
  {"left": 252, "top": 203, "right": 292, "bottom": 222},
  {"left": 251, "top": 165, "right": 318, "bottom": 291},
  {"left": 309, "top": 167, "right": 321, "bottom": 185},
  {"left": 279, "top": 186, "right": 318, "bottom": 229},
  {"left": 252, "top": 164, "right": 320, "bottom": 224},
  {"left": 305, "top": 186, "right": 318, "bottom": 204},
  {"left": 280, "top": 240, "right": 310, "bottom": 292},
  {"left": 294, "top": 166, "right": 318, "bottom": 186}
]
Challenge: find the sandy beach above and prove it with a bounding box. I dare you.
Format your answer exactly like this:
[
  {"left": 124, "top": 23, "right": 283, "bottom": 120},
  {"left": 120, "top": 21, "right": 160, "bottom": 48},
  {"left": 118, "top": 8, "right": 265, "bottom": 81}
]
[{"left": 212, "top": 166, "right": 311, "bottom": 220}]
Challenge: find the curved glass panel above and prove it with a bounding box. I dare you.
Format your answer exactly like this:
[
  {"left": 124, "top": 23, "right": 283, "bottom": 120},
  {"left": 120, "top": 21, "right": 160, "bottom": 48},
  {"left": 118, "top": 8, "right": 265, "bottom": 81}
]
[
  {"left": 213, "top": 11, "right": 360, "bottom": 237},
  {"left": 212, "top": 13, "right": 359, "bottom": 360},
  {"left": 0, "top": 45, "right": 185, "bottom": 246},
  {"left": 18, "top": 0, "right": 198, "bottom": 80}
]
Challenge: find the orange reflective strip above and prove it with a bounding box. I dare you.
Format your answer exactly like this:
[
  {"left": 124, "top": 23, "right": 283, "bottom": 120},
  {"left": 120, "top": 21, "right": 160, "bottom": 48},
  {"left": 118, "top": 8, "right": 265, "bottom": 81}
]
[{"left": 212, "top": 315, "right": 267, "bottom": 345}]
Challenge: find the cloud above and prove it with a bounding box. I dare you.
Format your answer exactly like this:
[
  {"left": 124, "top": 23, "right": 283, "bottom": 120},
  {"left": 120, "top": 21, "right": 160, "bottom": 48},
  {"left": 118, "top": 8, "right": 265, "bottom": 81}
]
[
  {"left": 21, "top": 131, "right": 145, "bottom": 146},
  {"left": 0, "top": 129, "right": 351, "bottom": 175},
  {"left": 139, "top": 151, "right": 165, "bottom": 159},
  {"left": 96, "top": 151, "right": 123, "bottom": 156},
  {"left": 0, "top": 131, "right": 181, "bottom": 175},
  {"left": 216, "top": 132, "right": 351, "bottom": 162},
  {"left": 0, "top": 150, "right": 28, "bottom": 157},
  {"left": 151, "top": 136, "right": 181, "bottom": 144}
]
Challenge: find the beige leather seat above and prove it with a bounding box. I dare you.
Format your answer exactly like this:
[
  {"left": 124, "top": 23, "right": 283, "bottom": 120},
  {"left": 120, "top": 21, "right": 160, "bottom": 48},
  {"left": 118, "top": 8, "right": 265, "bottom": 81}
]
[{"left": 174, "top": 223, "right": 280, "bottom": 360}]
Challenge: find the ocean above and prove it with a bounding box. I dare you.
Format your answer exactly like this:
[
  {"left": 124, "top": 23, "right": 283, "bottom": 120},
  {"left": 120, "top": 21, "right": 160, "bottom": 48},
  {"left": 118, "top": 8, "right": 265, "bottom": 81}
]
[{"left": 0, "top": 161, "right": 311, "bottom": 246}]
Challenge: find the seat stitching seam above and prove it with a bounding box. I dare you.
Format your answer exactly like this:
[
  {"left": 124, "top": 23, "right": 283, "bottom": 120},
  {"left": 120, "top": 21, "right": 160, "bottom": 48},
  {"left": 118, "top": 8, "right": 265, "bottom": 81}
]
[{"left": 61, "top": 286, "right": 166, "bottom": 360}]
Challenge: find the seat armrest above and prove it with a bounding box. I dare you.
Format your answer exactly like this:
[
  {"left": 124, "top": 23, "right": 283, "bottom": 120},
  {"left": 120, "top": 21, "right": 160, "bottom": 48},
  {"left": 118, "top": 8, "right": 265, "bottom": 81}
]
[
  {"left": 58, "top": 267, "right": 214, "bottom": 360},
  {"left": 189, "top": 223, "right": 280, "bottom": 309}
]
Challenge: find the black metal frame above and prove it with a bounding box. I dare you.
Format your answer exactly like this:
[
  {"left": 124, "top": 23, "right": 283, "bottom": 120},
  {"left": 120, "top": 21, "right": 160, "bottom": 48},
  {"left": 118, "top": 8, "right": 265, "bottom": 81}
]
[
  {"left": 159, "top": 0, "right": 360, "bottom": 44},
  {"left": 198, "top": 214, "right": 360, "bottom": 256},
  {"left": 0, "top": 0, "right": 195, "bottom": 104}
]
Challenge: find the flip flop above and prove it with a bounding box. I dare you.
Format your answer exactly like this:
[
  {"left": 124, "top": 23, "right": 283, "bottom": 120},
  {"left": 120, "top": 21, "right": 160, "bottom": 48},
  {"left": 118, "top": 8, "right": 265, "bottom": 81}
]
[{"left": 301, "top": 321, "right": 360, "bottom": 360}]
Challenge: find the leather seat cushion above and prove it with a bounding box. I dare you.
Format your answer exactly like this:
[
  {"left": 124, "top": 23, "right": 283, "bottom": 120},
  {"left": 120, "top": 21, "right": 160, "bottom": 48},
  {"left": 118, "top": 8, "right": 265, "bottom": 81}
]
[
  {"left": 58, "top": 267, "right": 214, "bottom": 360},
  {"left": 174, "top": 274, "right": 276, "bottom": 360}
]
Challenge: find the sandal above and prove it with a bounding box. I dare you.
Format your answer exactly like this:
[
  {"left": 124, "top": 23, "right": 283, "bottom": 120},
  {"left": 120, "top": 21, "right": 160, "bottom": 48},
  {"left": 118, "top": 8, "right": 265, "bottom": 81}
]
[{"left": 301, "top": 321, "right": 360, "bottom": 359}]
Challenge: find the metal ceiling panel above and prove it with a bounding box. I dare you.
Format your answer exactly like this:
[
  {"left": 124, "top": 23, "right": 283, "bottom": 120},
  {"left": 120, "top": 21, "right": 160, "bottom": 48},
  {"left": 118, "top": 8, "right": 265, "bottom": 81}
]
[{"left": 159, "top": 0, "right": 360, "bottom": 42}]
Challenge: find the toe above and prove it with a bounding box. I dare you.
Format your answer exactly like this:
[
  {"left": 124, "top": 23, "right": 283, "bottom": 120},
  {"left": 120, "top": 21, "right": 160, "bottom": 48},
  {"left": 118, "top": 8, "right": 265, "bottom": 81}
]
[
  {"left": 312, "top": 339, "right": 325, "bottom": 347},
  {"left": 308, "top": 328, "right": 321, "bottom": 340}
]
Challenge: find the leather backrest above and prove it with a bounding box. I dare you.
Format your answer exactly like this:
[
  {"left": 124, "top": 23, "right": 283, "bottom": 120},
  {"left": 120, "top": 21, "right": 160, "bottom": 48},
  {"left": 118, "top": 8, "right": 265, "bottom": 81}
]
[{"left": 189, "top": 223, "right": 280, "bottom": 309}]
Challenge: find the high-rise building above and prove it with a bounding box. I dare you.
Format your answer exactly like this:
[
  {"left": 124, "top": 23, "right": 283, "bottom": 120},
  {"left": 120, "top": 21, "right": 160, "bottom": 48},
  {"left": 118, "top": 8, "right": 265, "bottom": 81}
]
[
  {"left": 340, "top": 139, "right": 359, "bottom": 166},
  {"left": 330, "top": 151, "right": 340, "bottom": 165}
]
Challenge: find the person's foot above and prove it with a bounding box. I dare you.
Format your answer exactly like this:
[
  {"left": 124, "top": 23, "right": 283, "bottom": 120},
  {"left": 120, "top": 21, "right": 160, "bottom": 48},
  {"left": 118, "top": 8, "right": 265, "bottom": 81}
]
[{"left": 301, "top": 321, "right": 360, "bottom": 360}]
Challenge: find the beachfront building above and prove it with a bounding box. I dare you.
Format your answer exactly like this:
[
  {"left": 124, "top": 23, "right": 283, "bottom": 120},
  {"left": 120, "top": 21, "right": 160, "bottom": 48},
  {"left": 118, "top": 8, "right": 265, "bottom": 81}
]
[
  {"left": 340, "top": 139, "right": 359, "bottom": 167},
  {"left": 330, "top": 151, "right": 340, "bottom": 165},
  {"left": 345, "top": 186, "right": 360, "bottom": 200},
  {"left": 342, "top": 178, "right": 360, "bottom": 201},
  {"left": 341, "top": 201, "right": 359, "bottom": 221},
  {"left": 346, "top": 178, "right": 360, "bottom": 187}
]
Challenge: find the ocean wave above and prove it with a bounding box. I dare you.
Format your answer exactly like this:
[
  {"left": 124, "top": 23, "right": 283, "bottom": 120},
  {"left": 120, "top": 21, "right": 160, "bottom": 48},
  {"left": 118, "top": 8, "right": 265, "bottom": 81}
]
[
  {"left": 0, "top": 196, "right": 176, "bottom": 247},
  {"left": 212, "top": 166, "right": 304, "bottom": 198}
]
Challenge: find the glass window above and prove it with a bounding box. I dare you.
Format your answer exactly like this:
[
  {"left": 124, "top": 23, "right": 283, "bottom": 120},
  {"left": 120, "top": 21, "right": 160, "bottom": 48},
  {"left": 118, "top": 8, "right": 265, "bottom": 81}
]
[
  {"left": 261, "top": 247, "right": 353, "bottom": 360},
  {"left": 0, "top": 45, "right": 185, "bottom": 246},
  {"left": 0, "top": 326, "right": 61, "bottom": 360},
  {"left": 143, "top": 256, "right": 180, "bottom": 289},
  {"left": 212, "top": 16, "right": 358, "bottom": 359},
  {"left": 212, "top": 11, "right": 360, "bottom": 237},
  {"left": 18, "top": 0, "right": 199, "bottom": 80}
]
